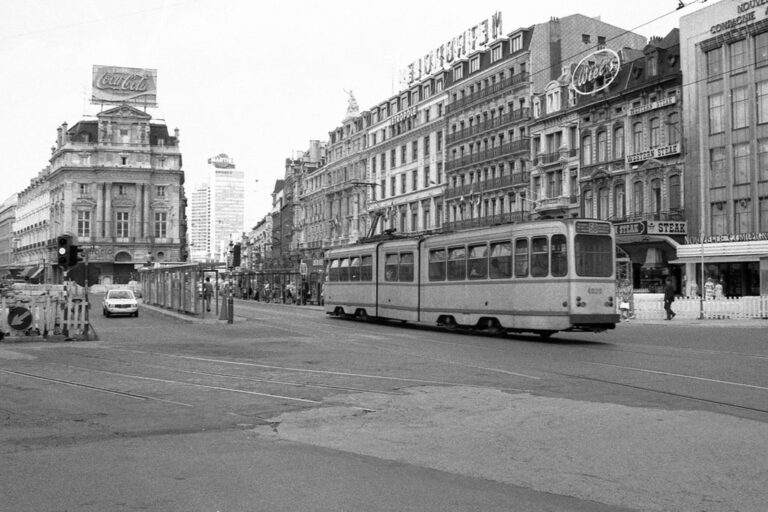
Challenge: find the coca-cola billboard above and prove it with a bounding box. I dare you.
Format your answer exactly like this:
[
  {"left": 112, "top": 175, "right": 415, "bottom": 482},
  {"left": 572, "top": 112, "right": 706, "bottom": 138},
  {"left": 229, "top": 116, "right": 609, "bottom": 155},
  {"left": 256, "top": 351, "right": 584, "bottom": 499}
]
[{"left": 91, "top": 65, "right": 158, "bottom": 107}]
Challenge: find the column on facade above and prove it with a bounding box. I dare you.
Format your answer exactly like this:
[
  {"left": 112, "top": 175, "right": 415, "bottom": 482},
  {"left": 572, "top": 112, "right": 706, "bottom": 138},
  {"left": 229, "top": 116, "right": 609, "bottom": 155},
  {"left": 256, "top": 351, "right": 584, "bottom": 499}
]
[
  {"left": 143, "top": 184, "right": 151, "bottom": 240},
  {"left": 104, "top": 183, "right": 112, "bottom": 238},
  {"left": 95, "top": 183, "right": 103, "bottom": 239}
]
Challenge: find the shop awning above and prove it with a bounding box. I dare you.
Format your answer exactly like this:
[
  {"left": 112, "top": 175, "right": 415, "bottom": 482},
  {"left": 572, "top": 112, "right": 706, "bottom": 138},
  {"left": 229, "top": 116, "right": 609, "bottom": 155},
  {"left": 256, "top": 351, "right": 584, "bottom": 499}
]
[
  {"left": 29, "top": 267, "right": 44, "bottom": 279},
  {"left": 20, "top": 266, "right": 35, "bottom": 278}
]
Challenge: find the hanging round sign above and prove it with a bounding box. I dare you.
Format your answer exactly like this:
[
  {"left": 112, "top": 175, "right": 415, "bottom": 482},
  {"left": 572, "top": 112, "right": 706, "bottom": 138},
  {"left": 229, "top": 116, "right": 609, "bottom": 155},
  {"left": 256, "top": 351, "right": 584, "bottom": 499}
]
[{"left": 571, "top": 48, "right": 621, "bottom": 96}]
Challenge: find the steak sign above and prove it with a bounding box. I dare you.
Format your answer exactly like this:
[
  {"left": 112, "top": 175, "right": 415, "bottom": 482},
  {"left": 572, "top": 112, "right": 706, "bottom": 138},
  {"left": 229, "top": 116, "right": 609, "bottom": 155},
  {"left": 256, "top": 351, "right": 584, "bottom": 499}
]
[{"left": 571, "top": 49, "right": 621, "bottom": 96}]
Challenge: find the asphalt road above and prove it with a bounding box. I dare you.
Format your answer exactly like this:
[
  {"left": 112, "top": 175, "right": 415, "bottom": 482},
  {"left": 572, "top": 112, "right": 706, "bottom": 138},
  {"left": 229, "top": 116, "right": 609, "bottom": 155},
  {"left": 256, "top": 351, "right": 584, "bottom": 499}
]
[{"left": 1, "top": 296, "right": 766, "bottom": 511}]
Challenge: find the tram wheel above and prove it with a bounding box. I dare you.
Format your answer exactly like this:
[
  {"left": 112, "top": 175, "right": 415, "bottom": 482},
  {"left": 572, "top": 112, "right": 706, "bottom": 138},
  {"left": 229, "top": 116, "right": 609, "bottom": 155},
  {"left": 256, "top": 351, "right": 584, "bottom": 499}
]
[
  {"left": 538, "top": 330, "right": 556, "bottom": 339},
  {"left": 356, "top": 309, "right": 369, "bottom": 321},
  {"left": 443, "top": 316, "right": 458, "bottom": 330}
]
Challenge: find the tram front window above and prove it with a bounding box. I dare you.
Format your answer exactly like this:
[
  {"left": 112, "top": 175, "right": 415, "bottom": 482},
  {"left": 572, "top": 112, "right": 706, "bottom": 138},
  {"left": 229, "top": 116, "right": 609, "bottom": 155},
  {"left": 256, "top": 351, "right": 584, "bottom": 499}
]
[{"left": 575, "top": 235, "right": 613, "bottom": 277}]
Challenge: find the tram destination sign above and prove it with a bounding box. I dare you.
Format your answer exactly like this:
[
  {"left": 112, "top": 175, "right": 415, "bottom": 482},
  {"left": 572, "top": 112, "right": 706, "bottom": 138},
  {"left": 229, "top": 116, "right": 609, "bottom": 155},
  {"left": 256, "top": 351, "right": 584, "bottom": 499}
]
[{"left": 575, "top": 221, "right": 612, "bottom": 234}]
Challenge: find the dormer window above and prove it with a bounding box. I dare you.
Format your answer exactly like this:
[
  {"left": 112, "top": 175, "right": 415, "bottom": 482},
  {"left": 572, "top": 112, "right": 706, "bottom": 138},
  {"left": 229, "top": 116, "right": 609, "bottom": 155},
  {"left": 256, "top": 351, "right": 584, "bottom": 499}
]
[
  {"left": 647, "top": 55, "right": 658, "bottom": 76},
  {"left": 545, "top": 82, "right": 561, "bottom": 114},
  {"left": 533, "top": 97, "right": 541, "bottom": 118},
  {"left": 491, "top": 44, "right": 502, "bottom": 62},
  {"left": 470, "top": 55, "right": 480, "bottom": 73}
]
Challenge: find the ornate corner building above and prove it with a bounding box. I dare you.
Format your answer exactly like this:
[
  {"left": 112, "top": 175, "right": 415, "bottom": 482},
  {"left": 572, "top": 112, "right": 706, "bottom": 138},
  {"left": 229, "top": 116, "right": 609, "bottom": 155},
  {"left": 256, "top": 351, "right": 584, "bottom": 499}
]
[{"left": 15, "top": 104, "right": 187, "bottom": 285}]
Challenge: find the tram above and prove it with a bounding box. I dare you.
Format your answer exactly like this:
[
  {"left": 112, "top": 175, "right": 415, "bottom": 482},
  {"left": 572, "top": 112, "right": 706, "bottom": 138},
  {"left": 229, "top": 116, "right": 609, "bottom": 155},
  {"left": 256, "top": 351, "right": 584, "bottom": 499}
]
[{"left": 324, "top": 219, "right": 620, "bottom": 337}]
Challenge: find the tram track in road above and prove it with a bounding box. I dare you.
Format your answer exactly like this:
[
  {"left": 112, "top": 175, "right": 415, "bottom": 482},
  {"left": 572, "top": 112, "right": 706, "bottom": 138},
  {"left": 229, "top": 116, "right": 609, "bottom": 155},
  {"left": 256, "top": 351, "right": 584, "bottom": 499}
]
[
  {"left": 0, "top": 368, "right": 194, "bottom": 407},
  {"left": 552, "top": 370, "right": 768, "bottom": 417},
  {"left": 62, "top": 345, "right": 537, "bottom": 401}
]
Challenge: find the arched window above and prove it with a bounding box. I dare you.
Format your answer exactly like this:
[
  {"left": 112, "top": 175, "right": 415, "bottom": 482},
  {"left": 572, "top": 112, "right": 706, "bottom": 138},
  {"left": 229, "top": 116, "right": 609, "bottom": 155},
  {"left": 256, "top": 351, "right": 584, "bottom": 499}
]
[
  {"left": 582, "top": 134, "right": 593, "bottom": 165},
  {"left": 667, "top": 113, "right": 680, "bottom": 145},
  {"left": 633, "top": 122, "right": 644, "bottom": 152},
  {"left": 613, "top": 126, "right": 624, "bottom": 159},
  {"left": 651, "top": 179, "right": 662, "bottom": 217},
  {"left": 598, "top": 187, "right": 609, "bottom": 219},
  {"left": 650, "top": 118, "right": 660, "bottom": 148},
  {"left": 669, "top": 175, "right": 681, "bottom": 211},
  {"left": 583, "top": 189, "right": 594, "bottom": 218},
  {"left": 614, "top": 183, "right": 626, "bottom": 220},
  {"left": 633, "top": 181, "right": 644, "bottom": 215},
  {"left": 597, "top": 131, "right": 607, "bottom": 161}
]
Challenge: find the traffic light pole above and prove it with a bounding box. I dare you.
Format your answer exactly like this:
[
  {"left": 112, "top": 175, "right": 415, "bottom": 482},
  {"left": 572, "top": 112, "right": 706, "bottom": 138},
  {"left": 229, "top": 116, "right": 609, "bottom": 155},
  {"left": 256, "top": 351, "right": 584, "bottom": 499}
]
[{"left": 83, "top": 251, "right": 89, "bottom": 338}]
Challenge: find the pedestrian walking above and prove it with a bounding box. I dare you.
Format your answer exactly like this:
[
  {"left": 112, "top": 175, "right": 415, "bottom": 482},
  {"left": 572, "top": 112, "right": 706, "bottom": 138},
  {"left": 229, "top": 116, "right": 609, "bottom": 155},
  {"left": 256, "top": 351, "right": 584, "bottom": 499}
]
[
  {"left": 203, "top": 277, "right": 214, "bottom": 312},
  {"left": 663, "top": 277, "right": 676, "bottom": 320}
]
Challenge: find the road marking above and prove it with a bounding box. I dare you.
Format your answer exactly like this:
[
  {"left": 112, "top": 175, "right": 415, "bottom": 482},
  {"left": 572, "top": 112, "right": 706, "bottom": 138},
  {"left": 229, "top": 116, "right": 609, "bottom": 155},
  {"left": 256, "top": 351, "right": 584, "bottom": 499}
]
[
  {"left": 0, "top": 368, "right": 193, "bottom": 407},
  {"left": 588, "top": 362, "right": 768, "bottom": 391},
  {"left": 69, "top": 366, "right": 322, "bottom": 404}
]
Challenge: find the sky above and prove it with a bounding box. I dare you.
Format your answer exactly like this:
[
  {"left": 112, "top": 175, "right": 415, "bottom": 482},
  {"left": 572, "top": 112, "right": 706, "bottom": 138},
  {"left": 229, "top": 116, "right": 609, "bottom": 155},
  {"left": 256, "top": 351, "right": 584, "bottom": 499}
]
[{"left": 0, "top": 0, "right": 711, "bottom": 229}]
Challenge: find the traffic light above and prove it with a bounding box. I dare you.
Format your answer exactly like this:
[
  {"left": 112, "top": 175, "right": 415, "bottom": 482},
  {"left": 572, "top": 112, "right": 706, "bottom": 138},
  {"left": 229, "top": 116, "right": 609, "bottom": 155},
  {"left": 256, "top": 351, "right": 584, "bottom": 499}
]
[
  {"left": 232, "top": 243, "right": 241, "bottom": 268},
  {"left": 57, "top": 235, "right": 72, "bottom": 267},
  {"left": 69, "top": 245, "right": 84, "bottom": 268}
]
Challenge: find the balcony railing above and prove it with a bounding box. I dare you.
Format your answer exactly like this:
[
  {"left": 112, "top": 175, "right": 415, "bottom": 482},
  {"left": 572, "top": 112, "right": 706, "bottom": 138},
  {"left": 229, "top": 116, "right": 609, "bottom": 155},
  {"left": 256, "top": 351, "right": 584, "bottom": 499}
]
[
  {"left": 535, "top": 195, "right": 574, "bottom": 211},
  {"left": 445, "top": 72, "right": 530, "bottom": 114},
  {"left": 445, "top": 140, "right": 531, "bottom": 171},
  {"left": 536, "top": 151, "right": 561, "bottom": 166},
  {"left": 447, "top": 109, "right": 532, "bottom": 144}
]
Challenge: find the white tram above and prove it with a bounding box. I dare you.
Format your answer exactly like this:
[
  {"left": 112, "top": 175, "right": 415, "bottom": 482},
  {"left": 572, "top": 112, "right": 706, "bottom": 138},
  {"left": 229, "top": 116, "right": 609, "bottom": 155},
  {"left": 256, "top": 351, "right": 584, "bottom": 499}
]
[{"left": 324, "top": 219, "right": 620, "bottom": 337}]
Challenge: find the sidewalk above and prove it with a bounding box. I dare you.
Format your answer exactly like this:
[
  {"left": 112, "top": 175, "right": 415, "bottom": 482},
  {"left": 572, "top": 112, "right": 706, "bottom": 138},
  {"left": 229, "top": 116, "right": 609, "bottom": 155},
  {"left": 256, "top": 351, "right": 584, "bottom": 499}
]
[{"left": 617, "top": 316, "right": 768, "bottom": 327}]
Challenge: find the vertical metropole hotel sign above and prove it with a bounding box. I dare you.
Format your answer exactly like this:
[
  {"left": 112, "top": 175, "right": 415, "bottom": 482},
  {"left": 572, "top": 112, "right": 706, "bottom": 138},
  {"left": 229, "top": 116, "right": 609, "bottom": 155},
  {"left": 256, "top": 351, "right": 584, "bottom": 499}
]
[
  {"left": 91, "top": 65, "right": 158, "bottom": 107},
  {"left": 401, "top": 12, "right": 503, "bottom": 88}
]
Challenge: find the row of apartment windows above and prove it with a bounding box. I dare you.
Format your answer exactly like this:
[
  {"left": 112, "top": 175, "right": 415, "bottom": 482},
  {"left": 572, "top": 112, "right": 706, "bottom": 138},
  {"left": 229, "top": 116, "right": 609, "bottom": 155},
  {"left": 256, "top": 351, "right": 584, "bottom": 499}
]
[
  {"left": 452, "top": 62, "right": 527, "bottom": 100},
  {"left": 370, "top": 81, "right": 445, "bottom": 125},
  {"left": 711, "top": 198, "right": 768, "bottom": 234},
  {"left": 582, "top": 177, "right": 682, "bottom": 220},
  {"left": 371, "top": 133, "right": 444, "bottom": 174},
  {"left": 709, "top": 141, "right": 768, "bottom": 185},
  {"left": 74, "top": 210, "right": 169, "bottom": 238},
  {"left": 580, "top": 113, "right": 680, "bottom": 165},
  {"left": 77, "top": 183, "right": 168, "bottom": 198},
  {"left": 708, "top": 81, "right": 768, "bottom": 133},
  {"left": 374, "top": 163, "right": 445, "bottom": 199},
  {"left": 706, "top": 31, "right": 768, "bottom": 78}
]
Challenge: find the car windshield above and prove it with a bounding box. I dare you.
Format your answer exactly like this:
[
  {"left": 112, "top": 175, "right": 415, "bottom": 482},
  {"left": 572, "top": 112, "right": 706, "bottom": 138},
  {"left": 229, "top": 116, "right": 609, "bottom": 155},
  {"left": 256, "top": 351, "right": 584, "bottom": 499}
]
[{"left": 109, "top": 290, "right": 134, "bottom": 299}]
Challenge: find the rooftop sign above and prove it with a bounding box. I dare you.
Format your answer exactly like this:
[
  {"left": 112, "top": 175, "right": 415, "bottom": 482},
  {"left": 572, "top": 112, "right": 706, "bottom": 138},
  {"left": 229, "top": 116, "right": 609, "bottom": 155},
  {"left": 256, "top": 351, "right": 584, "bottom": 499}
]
[
  {"left": 570, "top": 49, "right": 621, "bottom": 96},
  {"left": 400, "top": 11, "right": 503, "bottom": 89},
  {"left": 92, "top": 65, "right": 157, "bottom": 107}
]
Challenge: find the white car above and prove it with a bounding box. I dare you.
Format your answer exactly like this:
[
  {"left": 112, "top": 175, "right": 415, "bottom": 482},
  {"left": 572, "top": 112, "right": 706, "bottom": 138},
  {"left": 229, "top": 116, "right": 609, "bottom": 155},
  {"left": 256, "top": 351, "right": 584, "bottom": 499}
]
[{"left": 103, "top": 289, "right": 139, "bottom": 317}]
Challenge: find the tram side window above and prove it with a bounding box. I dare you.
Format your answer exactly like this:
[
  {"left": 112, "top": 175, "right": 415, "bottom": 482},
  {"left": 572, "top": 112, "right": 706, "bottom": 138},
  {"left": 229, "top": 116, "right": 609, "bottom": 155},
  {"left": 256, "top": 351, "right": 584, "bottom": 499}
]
[
  {"left": 329, "top": 259, "right": 340, "bottom": 281},
  {"left": 360, "top": 255, "right": 373, "bottom": 281},
  {"left": 399, "top": 252, "right": 414, "bottom": 282},
  {"left": 350, "top": 256, "right": 361, "bottom": 281},
  {"left": 448, "top": 246, "right": 466, "bottom": 280},
  {"left": 551, "top": 234, "right": 568, "bottom": 277},
  {"left": 385, "top": 253, "right": 399, "bottom": 281},
  {"left": 514, "top": 238, "right": 529, "bottom": 277},
  {"left": 468, "top": 244, "right": 488, "bottom": 279},
  {"left": 531, "top": 237, "right": 549, "bottom": 277},
  {"left": 340, "top": 258, "right": 351, "bottom": 281},
  {"left": 575, "top": 235, "right": 613, "bottom": 277},
  {"left": 489, "top": 242, "right": 512, "bottom": 279},
  {"left": 429, "top": 248, "right": 446, "bottom": 281}
]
